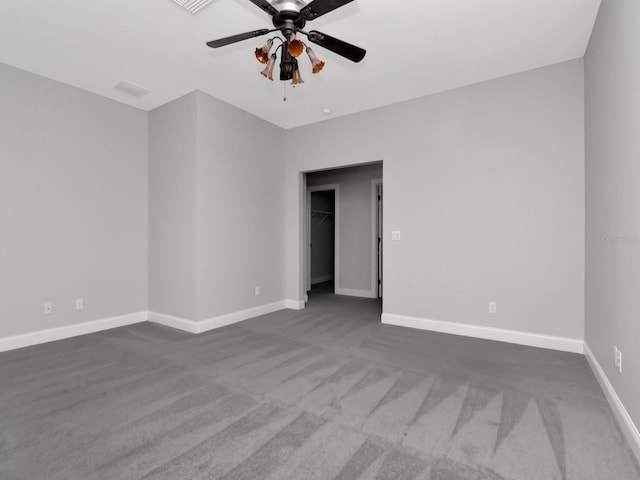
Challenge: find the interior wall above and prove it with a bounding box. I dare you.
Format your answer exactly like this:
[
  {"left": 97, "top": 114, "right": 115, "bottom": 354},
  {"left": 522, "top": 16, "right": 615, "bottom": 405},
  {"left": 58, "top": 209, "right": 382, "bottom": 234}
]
[
  {"left": 307, "top": 163, "right": 383, "bottom": 295},
  {"left": 285, "top": 59, "right": 585, "bottom": 339},
  {"left": 148, "top": 92, "right": 198, "bottom": 320},
  {"left": 585, "top": 0, "right": 640, "bottom": 437},
  {"left": 0, "top": 63, "right": 148, "bottom": 337},
  {"left": 149, "top": 91, "right": 287, "bottom": 322},
  {"left": 310, "top": 191, "right": 335, "bottom": 284},
  {"left": 196, "top": 91, "right": 286, "bottom": 320}
]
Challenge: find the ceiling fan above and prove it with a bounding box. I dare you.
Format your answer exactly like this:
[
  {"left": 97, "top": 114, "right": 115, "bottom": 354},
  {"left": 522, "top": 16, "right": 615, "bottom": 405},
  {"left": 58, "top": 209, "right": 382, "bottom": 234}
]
[{"left": 206, "top": 0, "right": 366, "bottom": 83}]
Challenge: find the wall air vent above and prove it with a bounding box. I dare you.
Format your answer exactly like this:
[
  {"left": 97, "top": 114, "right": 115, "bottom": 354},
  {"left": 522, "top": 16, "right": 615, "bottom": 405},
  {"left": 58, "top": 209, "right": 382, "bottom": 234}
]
[
  {"left": 171, "top": 0, "right": 214, "bottom": 15},
  {"left": 113, "top": 81, "right": 151, "bottom": 98}
]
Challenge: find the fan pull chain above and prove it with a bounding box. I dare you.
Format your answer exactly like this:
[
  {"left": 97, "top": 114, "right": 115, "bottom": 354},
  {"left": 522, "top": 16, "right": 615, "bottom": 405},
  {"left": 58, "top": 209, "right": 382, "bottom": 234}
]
[{"left": 283, "top": 81, "right": 287, "bottom": 102}]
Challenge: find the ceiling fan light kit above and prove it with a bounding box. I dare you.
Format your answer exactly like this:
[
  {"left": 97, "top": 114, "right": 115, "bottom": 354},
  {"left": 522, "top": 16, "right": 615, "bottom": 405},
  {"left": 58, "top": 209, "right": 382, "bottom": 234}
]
[
  {"left": 206, "top": 0, "right": 365, "bottom": 87},
  {"left": 292, "top": 61, "right": 305, "bottom": 84},
  {"left": 255, "top": 38, "right": 274, "bottom": 64},
  {"left": 260, "top": 54, "right": 278, "bottom": 80},
  {"left": 253, "top": 35, "right": 318, "bottom": 83},
  {"left": 287, "top": 34, "right": 304, "bottom": 57},
  {"left": 306, "top": 47, "right": 325, "bottom": 74}
]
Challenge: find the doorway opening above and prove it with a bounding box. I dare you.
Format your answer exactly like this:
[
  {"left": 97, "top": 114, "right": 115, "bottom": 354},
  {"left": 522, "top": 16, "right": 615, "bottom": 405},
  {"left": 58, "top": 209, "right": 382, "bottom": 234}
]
[
  {"left": 303, "top": 162, "right": 383, "bottom": 308},
  {"left": 308, "top": 187, "right": 337, "bottom": 295}
]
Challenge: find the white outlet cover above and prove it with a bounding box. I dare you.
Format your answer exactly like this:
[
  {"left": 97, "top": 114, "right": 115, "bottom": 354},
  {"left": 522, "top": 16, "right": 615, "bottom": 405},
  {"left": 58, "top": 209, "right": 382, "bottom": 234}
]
[
  {"left": 392, "top": 231, "right": 401, "bottom": 241},
  {"left": 76, "top": 298, "right": 84, "bottom": 310}
]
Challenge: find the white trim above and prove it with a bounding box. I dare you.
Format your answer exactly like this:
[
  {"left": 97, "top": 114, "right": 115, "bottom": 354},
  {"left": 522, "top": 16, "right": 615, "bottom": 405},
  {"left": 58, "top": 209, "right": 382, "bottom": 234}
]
[
  {"left": 336, "top": 287, "right": 377, "bottom": 299},
  {"left": 0, "top": 311, "right": 148, "bottom": 353},
  {"left": 149, "top": 300, "right": 303, "bottom": 334},
  {"left": 371, "top": 178, "right": 382, "bottom": 299},
  {"left": 306, "top": 185, "right": 320, "bottom": 292},
  {"left": 197, "top": 301, "right": 289, "bottom": 333},
  {"left": 0, "top": 301, "right": 305, "bottom": 352},
  {"left": 311, "top": 275, "right": 334, "bottom": 285},
  {"left": 147, "top": 311, "right": 200, "bottom": 334},
  {"left": 584, "top": 343, "right": 640, "bottom": 462},
  {"left": 306, "top": 184, "right": 340, "bottom": 294},
  {"left": 381, "top": 313, "right": 584, "bottom": 353},
  {"left": 285, "top": 299, "right": 305, "bottom": 310},
  {"left": 299, "top": 172, "right": 308, "bottom": 302}
]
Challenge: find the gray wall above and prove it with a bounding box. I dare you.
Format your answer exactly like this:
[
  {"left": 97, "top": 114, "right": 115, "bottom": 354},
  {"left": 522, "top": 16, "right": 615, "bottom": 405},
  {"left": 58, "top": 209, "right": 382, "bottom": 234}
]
[
  {"left": 307, "top": 163, "right": 383, "bottom": 294},
  {"left": 585, "top": 0, "right": 640, "bottom": 433},
  {"left": 285, "top": 60, "right": 585, "bottom": 339},
  {"left": 148, "top": 93, "right": 198, "bottom": 320},
  {"left": 0, "top": 63, "right": 148, "bottom": 337},
  {"left": 148, "top": 91, "right": 286, "bottom": 321},
  {"left": 196, "top": 91, "right": 286, "bottom": 320}
]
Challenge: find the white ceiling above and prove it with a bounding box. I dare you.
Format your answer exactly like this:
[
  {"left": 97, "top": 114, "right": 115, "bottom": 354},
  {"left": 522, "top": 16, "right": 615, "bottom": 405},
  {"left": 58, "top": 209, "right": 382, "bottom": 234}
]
[{"left": 0, "top": 0, "right": 600, "bottom": 129}]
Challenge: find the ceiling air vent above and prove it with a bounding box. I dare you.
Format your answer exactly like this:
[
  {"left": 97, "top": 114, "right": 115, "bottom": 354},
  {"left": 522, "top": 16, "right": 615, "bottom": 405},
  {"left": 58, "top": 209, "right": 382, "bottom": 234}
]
[
  {"left": 171, "top": 0, "right": 214, "bottom": 14},
  {"left": 112, "top": 81, "right": 151, "bottom": 98}
]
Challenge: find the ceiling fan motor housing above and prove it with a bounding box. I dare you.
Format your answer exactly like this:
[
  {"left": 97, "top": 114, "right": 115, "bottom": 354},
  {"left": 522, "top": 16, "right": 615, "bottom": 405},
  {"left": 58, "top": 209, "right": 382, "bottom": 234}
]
[{"left": 271, "top": 0, "right": 307, "bottom": 32}]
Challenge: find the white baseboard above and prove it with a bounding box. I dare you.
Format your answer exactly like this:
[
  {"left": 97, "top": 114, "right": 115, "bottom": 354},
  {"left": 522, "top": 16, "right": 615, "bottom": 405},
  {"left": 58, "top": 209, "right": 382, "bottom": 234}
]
[
  {"left": 381, "top": 313, "right": 584, "bottom": 354},
  {"left": 197, "top": 301, "right": 290, "bottom": 333},
  {"left": 335, "top": 287, "right": 377, "bottom": 299},
  {"left": 285, "top": 299, "right": 305, "bottom": 310},
  {"left": 149, "top": 300, "right": 304, "bottom": 334},
  {"left": 0, "top": 300, "right": 306, "bottom": 353},
  {"left": 584, "top": 343, "right": 640, "bottom": 462},
  {"left": 0, "top": 311, "right": 148, "bottom": 353},
  {"left": 311, "top": 275, "right": 333, "bottom": 285},
  {"left": 146, "top": 312, "right": 201, "bottom": 334}
]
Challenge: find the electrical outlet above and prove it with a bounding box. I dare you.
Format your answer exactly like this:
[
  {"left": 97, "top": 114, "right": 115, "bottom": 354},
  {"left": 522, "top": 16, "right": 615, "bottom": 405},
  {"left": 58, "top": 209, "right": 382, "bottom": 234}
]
[
  {"left": 617, "top": 348, "right": 622, "bottom": 373},
  {"left": 44, "top": 302, "right": 53, "bottom": 315},
  {"left": 75, "top": 298, "right": 84, "bottom": 311},
  {"left": 614, "top": 346, "right": 619, "bottom": 368},
  {"left": 489, "top": 302, "right": 497, "bottom": 314},
  {"left": 255, "top": 286, "right": 260, "bottom": 296}
]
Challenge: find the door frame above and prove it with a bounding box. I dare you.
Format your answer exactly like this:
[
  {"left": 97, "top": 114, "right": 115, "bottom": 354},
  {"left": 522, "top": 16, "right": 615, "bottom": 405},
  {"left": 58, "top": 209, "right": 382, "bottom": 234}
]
[
  {"left": 371, "top": 178, "right": 383, "bottom": 298},
  {"left": 306, "top": 184, "right": 340, "bottom": 294}
]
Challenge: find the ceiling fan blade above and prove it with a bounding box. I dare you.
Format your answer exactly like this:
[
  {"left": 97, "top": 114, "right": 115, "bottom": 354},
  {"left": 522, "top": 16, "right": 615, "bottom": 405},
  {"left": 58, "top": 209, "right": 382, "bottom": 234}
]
[
  {"left": 248, "top": 0, "right": 280, "bottom": 17},
  {"left": 206, "top": 29, "right": 272, "bottom": 48},
  {"left": 306, "top": 30, "right": 366, "bottom": 63},
  {"left": 301, "top": 0, "right": 354, "bottom": 20}
]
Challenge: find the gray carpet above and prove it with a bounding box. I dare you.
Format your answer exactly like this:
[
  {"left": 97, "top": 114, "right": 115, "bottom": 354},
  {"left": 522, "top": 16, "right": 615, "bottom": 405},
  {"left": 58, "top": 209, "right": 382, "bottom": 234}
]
[{"left": 1, "top": 292, "right": 638, "bottom": 480}]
